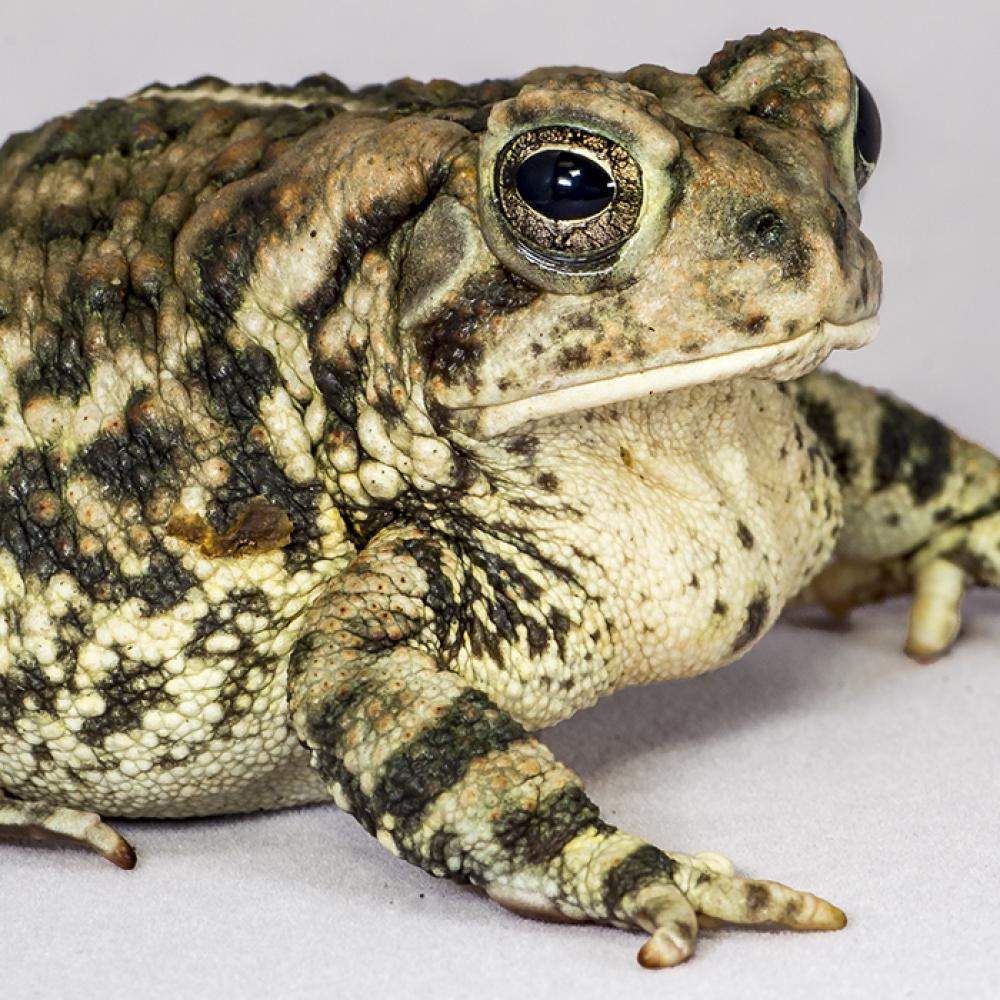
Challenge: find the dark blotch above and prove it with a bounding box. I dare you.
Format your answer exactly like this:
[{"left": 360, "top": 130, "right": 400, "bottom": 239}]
[
  {"left": 745, "top": 883, "right": 772, "bottom": 914},
  {"left": 372, "top": 688, "right": 526, "bottom": 822},
  {"left": 505, "top": 434, "right": 539, "bottom": 459},
  {"left": 493, "top": 784, "right": 605, "bottom": 866},
  {"left": 298, "top": 192, "right": 438, "bottom": 333},
  {"left": 737, "top": 313, "right": 769, "bottom": 336},
  {"left": 1, "top": 445, "right": 195, "bottom": 610},
  {"left": 76, "top": 661, "right": 165, "bottom": 746},
  {"left": 77, "top": 388, "right": 180, "bottom": 504},
  {"left": 557, "top": 343, "right": 591, "bottom": 372},
  {"left": 190, "top": 182, "right": 284, "bottom": 328},
  {"left": 737, "top": 207, "right": 811, "bottom": 280},
  {"left": 732, "top": 592, "right": 770, "bottom": 652},
  {"left": 831, "top": 197, "right": 851, "bottom": 274},
  {"left": 602, "top": 844, "right": 676, "bottom": 916},
  {"left": 796, "top": 394, "right": 855, "bottom": 483},
  {"left": 186, "top": 338, "right": 321, "bottom": 562},
  {"left": 16, "top": 325, "right": 91, "bottom": 405},
  {"left": 312, "top": 359, "right": 361, "bottom": 423},
  {"left": 874, "top": 396, "right": 952, "bottom": 504},
  {"left": 416, "top": 273, "right": 537, "bottom": 394},
  {"left": 28, "top": 98, "right": 192, "bottom": 167}
]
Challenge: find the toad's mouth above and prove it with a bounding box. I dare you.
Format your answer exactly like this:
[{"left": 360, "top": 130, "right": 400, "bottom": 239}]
[{"left": 463, "top": 316, "right": 880, "bottom": 437}]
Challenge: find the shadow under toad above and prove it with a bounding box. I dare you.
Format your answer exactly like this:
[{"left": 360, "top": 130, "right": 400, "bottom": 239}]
[{"left": 541, "top": 609, "right": 883, "bottom": 781}]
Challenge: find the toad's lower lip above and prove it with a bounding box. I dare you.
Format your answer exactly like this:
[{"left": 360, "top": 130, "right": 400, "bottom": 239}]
[{"left": 465, "top": 316, "right": 880, "bottom": 437}]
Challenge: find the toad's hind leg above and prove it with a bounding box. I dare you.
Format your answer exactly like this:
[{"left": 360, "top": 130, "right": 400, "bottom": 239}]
[
  {"left": 287, "top": 524, "right": 844, "bottom": 967},
  {"left": 0, "top": 789, "right": 136, "bottom": 868},
  {"left": 792, "top": 370, "right": 1000, "bottom": 660}
]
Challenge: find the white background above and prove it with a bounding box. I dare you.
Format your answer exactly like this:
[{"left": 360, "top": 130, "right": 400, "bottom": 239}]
[{"left": 2, "top": 1, "right": 999, "bottom": 997}]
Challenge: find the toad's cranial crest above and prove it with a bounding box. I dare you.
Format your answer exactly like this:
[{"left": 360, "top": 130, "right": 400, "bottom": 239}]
[{"left": 2, "top": 28, "right": 998, "bottom": 969}]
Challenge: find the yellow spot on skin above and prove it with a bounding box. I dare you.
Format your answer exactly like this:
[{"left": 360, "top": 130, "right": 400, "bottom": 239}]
[
  {"left": 75, "top": 693, "right": 107, "bottom": 719},
  {"left": 203, "top": 703, "right": 224, "bottom": 725}
]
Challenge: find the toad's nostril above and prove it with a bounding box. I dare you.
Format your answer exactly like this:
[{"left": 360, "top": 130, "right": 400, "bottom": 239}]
[{"left": 743, "top": 209, "right": 787, "bottom": 249}]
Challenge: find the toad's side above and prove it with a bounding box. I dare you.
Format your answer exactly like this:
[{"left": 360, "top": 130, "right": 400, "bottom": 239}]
[{"left": 3, "top": 30, "right": 999, "bottom": 967}]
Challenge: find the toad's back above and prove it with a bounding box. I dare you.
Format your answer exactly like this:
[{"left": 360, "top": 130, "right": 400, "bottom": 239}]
[{"left": 0, "top": 79, "right": 403, "bottom": 816}]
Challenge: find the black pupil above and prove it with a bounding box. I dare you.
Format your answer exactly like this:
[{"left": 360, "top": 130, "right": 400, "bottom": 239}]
[
  {"left": 514, "top": 149, "right": 615, "bottom": 221},
  {"left": 855, "top": 76, "right": 882, "bottom": 168}
]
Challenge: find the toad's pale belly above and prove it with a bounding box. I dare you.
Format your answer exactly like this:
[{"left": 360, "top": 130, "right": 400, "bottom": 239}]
[
  {"left": 571, "top": 381, "right": 842, "bottom": 686},
  {"left": 451, "top": 379, "right": 843, "bottom": 729}
]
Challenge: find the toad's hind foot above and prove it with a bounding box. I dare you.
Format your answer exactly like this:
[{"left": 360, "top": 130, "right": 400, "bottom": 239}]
[
  {"left": 0, "top": 792, "right": 136, "bottom": 869},
  {"left": 906, "top": 558, "right": 966, "bottom": 662}
]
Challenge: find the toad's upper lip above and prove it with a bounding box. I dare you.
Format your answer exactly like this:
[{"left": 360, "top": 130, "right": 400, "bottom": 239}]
[{"left": 460, "top": 316, "right": 880, "bottom": 437}]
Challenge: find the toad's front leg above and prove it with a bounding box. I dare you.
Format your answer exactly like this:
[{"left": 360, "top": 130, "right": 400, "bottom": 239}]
[{"left": 288, "top": 525, "right": 843, "bottom": 967}]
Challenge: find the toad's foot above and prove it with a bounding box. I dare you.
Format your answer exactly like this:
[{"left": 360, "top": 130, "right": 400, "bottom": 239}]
[
  {"left": 796, "top": 541, "right": 991, "bottom": 663},
  {"left": 0, "top": 791, "right": 136, "bottom": 868},
  {"left": 906, "top": 557, "right": 966, "bottom": 662},
  {"left": 792, "top": 555, "right": 963, "bottom": 659},
  {"left": 490, "top": 836, "right": 844, "bottom": 968}
]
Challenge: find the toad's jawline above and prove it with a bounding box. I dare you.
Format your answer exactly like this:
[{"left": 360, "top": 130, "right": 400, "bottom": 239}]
[{"left": 467, "top": 316, "right": 880, "bottom": 436}]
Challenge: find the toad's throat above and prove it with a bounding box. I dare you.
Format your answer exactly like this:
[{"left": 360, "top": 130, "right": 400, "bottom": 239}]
[{"left": 466, "top": 317, "right": 880, "bottom": 437}]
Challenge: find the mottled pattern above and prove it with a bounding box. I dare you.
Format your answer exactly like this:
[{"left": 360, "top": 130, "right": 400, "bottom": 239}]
[{"left": 2, "top": 27, "right": 999, "bottom": 968}]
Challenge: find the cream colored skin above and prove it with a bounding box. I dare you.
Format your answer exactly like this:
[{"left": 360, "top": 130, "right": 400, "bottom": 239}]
[{"left": 3, "top": 29, "right": 1000, "bottom": 967}]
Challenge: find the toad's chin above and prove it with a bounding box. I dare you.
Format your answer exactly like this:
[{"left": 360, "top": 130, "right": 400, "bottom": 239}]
[{"left": 458, "top": 316, "right": 880, "bottom": 438}]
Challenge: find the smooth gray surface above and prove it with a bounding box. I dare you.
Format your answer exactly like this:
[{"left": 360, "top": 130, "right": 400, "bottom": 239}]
[{"left": 2, "top": 1, "right": 999, "bottom": 997}]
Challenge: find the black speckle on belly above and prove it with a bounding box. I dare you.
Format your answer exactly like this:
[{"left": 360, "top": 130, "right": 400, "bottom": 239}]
[{"left": 732, "top": 592, "right": 770, "bottom": 652}]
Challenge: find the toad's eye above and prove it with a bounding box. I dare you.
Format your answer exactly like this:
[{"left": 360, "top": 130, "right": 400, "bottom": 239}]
[
  {"left": 494, "top": 127, "right": 642, "bottom": 268},
  {"left": 854, "top": 76, "right": 882, "bottom": 188},
  {"left": 515, "top": 150, "right": 615, "bottom": 221}
]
